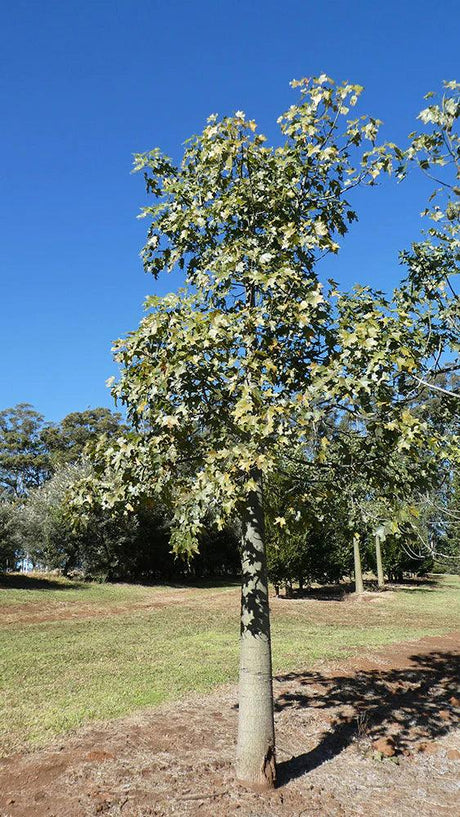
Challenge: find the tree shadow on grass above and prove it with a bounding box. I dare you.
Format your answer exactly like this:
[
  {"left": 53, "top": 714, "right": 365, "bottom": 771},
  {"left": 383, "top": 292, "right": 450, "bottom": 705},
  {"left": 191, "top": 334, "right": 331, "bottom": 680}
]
[
  {"left": 0, "top": 573, "right": 86, "bottom": 591},
  {"left": 287, "top": 584, "right": 352, "bottom": 601},
  {"left": 283, "top": 577, "right": 442, "bottom": 601},
  {"left": 0, "top": 573, "right": 242, "bottom": 592},
  {"left": 276, "top": 649, "right": 460, "bottom": 785},
  {"left": 384, "top": 577, "right": 441, "bottom": 593},
  {"left": 395, "top": 577, "right": 440, "bottom": 587}
]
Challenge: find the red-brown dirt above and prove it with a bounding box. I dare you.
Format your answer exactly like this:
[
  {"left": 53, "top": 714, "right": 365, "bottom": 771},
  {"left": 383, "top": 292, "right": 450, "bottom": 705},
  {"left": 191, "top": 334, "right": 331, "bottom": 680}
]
[
  {"left": 1, "top": 633, "right": 459, "bottom": 816},
  {"left": 0, "top": 587, "right": 236, "bottom": 626}
]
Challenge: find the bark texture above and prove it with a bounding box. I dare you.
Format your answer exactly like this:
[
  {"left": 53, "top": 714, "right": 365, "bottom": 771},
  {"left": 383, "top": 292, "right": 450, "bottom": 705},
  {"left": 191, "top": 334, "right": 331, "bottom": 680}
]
[
  {"left": 375, "top": 536, "right": 385, "bottom": 588},
  {"left": 353, "top": 532, "right": 364, "bottom": 595},
  {"left": 236, "top": 469, "right": 276, "bottom": 790}
]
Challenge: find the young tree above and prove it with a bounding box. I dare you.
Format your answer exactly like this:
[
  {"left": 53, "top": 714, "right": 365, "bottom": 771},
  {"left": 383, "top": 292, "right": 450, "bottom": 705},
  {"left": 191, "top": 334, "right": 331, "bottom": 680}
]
[
  {"left": 76, "top": 76, "right": 402, "bottom": 788},
  {"left": 394, "top": 81, "right": 460, "bottom": 565},
  {"left": 400, "top": 81, "right": 459, "bottom": 396},
  {"left": 374, "top": 531, "right": 385, "bottom": 587}
]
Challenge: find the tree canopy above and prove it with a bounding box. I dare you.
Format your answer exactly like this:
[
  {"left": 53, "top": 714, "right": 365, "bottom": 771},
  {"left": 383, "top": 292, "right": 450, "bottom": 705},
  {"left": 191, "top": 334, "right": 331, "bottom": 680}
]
[
  {"left": 0, "top": 404, "right": 51, "bottom": 496},
  {"left": 81, "top": 77, "right": 406, "bottom": 545}
]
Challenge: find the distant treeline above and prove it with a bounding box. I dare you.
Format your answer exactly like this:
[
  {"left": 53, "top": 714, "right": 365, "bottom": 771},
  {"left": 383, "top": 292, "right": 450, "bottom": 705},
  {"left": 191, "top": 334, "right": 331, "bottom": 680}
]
[{"left": 1, "top": 403, "right": 459, "bottom": 587}]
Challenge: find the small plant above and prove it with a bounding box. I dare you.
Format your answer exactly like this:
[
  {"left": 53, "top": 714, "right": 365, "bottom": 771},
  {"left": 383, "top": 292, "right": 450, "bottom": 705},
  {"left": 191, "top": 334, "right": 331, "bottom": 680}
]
[
  {"left": 356, "top": 709, "right": 369, "bottom": 739},
  {"left": 354, "top": 709, "right": 372, "bottom": 756}
]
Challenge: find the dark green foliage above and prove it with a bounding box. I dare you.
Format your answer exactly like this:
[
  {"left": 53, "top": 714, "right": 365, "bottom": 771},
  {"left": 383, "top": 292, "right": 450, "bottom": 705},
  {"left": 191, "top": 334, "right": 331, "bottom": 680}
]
[
  {"left": 42, "top": 408, "right": 125, "bottom": 469},
  {"left": 0, "top": 497, "right": 21, "bottom": 570},
  {"left": 21, "top": 465, "right": 239, "bottom": 582},
  {"left": 266, "top": 518, "right": 352, "bottom": 593},
  {"left": 0, "top": 405, "right": 127, "bottom": 573},
  {"left": 0, "top": 404, "right": 51, "bottom": 496},
  {"left": 368, "top": 533, "right": 434, "bottom": 582},
  {"left": 119, "top": 508, "right": 240, "bottom": 582},
  {"left": 0, "top": 404, "right": 124, "bottom": 498},
  {"left": 440, "top": 472, "right": 460, "bottom": 575},
  {"left": 265, "top": 465, "right": 355, "bottom": 592}
]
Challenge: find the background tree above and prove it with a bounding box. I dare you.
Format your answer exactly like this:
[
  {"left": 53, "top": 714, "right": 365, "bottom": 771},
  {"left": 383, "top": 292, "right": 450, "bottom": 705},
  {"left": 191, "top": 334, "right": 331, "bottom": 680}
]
[
  {"left": 0, "top": 404, "right": 51, "bottom": 496},
  {"left": 23, "top": 463, "right": 92, "bottom": 574},
  {"left": 264, "top": 273, "right": 447, "bottom": 595},
  {"left": 0, "top": 494, "right": 21, "bottom": 571},
  {"left": 42, "top": 408, "right": 125, "bottom": 469},
  {"left": 395, "top": 81, "right": 460, "bottom": 568},
  {"left": 441, "top": 471, "right": 460, "bottom": 571},
  {"left": 0, "top": 405, "right": 126, "bottom": 573},
  {"left": 399, "top": 81, "right": 459, "bottom": 401},
  {"left": 266, "top": 468, "right": 352, "bottom": 595},
  {"left": 23, "top": 462, "right": 240, "bottom": 581}
]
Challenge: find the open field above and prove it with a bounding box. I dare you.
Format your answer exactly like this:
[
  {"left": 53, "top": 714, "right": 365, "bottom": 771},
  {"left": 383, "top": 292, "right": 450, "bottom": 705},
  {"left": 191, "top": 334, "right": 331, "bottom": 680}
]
[{"left": 1, "top": 573, "right": 459, "bottom": 758}]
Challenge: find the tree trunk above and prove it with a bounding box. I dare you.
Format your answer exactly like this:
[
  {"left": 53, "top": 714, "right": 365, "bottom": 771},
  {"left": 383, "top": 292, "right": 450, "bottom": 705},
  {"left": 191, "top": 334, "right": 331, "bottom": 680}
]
[
  {"left": 353, "top": 532, "right": 364, "bottom": 595},
  {"left": 236, "top": 469, "right": 276, "bottom": 790},
  {"left": 375, "top": 536, "right": 385, "bottom": 588}
]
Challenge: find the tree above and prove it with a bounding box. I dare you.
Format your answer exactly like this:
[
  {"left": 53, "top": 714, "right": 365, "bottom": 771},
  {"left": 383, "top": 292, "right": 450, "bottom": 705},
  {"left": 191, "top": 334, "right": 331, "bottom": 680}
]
[
  {"left": 0, "top": 494, "right": 21, "bottom": 571},
  {"left": 441, "top": 470, "right": 460, "bottom": 571},
  {"left": 393, "top": 81, "right": 460, "bottom": 567},
  {"left": 0, "top": 404, "right": 124, "bottom": 497},
  {"left": 400, "top": 81, "right": 459, "bottom": 397},
  {"left": 73, "top": 76, "right": 407, "bottom": 788},
  {"left": 0, "top": 404, "right": 51, "bottom": 496},
  {"left": 22, "top": 463, "right": 90, "bottom": 574},
  {"left": 42, "top": 407, "right": 125, "bottom": 469},
  {"left": 24, "top": 462, "right": 150, "bottom": 580},
  {"left": 266, "top": 498, "right": 351, "bottom": 595},
  {"left": 24, "top": 462, "right": 240, "bottom": 581}
]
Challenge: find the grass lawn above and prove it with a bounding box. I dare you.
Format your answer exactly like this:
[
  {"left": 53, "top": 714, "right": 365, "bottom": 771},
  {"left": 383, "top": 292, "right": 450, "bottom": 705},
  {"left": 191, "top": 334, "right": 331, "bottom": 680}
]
[{"left": 0, "top": 573, "right": 459, "bottom": 756}]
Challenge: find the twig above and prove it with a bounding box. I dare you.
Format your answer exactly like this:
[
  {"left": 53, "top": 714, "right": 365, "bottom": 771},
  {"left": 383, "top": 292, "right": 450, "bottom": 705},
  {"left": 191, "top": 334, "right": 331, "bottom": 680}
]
[
  {"left": 178, "top": 789, "right": 228, "bottom": 801},
  {"left": 274, "top": 745, "right": 293, "bottom": 757},
  {"left": 412, "top": 375, "right": 460, "bottom": 398}
]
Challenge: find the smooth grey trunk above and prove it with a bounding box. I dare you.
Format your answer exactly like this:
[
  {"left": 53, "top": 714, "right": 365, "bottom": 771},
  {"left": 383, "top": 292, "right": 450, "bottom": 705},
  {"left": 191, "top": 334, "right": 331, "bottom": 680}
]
[
  {"left": 375, "top": 535, "right": 385, "bottom": 588},
  {"left": 236, "top": 469, "right": 276, "bottom": 789},
  {"left": 353, "top": 532, "right": 364, "bottom": 595}
]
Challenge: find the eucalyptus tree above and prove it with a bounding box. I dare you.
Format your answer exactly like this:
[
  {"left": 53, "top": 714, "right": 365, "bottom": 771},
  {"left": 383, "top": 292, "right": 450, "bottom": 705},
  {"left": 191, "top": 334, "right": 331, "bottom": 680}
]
[
  {"left": 42, "top": 408, "right": 125, "bottom": 469},
  {"left": 0, "top": 404, "right": 51, "bottom": 496},
  {"left": 77, "top": 76, "right": 403, "bottom": 788}
]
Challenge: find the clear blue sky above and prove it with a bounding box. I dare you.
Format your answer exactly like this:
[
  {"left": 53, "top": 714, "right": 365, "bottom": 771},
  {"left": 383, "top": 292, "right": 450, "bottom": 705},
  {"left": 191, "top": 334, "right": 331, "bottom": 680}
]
[{"left": 1, "top": 0, "right": 458, "bottom": 422}]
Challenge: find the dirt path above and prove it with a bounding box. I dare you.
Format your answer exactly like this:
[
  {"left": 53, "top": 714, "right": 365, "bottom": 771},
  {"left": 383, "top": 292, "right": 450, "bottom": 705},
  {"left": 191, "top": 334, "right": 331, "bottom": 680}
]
[
  {"left": 1, "top": 633, "right": 459, "bottom": 817},
  {"left": 0, "top": 587, "right": 238, "bottom": 626}
]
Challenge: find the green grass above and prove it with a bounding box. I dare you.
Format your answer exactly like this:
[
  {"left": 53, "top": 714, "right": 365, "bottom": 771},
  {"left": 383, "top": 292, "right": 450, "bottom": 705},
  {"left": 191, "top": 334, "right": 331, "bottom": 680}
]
[{"left": 0, "top": 574, "right": 459, "bottom": 755}]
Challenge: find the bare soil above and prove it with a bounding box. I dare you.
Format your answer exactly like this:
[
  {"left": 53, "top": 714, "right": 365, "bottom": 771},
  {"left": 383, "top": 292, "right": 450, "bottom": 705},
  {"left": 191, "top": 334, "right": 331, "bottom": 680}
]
[
  {"left": 0, "top": 587, "right": 238, "bottom": 625},
  {"left": 0, "top": 581, "right": 434, "bottom": 627},
  {"left": 1, "top": 633, "right": 459, "bottom": 817}
]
